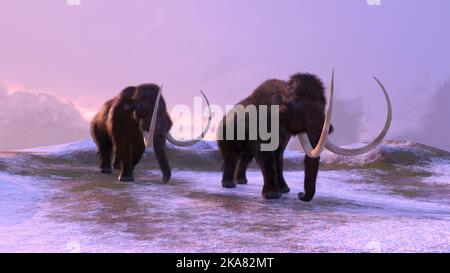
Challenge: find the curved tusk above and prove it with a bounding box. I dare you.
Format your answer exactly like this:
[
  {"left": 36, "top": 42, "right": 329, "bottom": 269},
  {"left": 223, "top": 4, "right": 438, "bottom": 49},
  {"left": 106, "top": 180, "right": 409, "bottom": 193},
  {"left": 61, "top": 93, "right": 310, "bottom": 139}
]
[
  {"left": 297, "top": 69, "right": 335, "bottom": 158},
  {"left": 144, "top": 85, "right": 162, "bottom": 148},
  {"left": 167, "top": 90, "right": 213, "bottom": 147},
  {"left": 143, "top": 131, "right": 150, "bottom": 147},
  {"left": 325, "top": 76, "right": 392, "bottom": 156}
]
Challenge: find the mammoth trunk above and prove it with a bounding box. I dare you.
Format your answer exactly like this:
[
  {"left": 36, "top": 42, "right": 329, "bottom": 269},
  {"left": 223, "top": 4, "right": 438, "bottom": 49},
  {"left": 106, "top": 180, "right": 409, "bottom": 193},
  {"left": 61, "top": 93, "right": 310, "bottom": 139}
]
[
  {"left": 299, "top": 123, "right": 324, "bottom": 202},
  {"left": 300, "top": 156, "right": 320, "bottom": 202}
]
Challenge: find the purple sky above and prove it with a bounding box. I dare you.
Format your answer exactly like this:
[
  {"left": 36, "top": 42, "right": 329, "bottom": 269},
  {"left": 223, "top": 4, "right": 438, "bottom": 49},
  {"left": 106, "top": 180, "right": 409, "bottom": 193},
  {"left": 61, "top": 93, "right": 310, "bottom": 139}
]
[{"left": 1, "top": 0, "right": 449, "bottom": 151}]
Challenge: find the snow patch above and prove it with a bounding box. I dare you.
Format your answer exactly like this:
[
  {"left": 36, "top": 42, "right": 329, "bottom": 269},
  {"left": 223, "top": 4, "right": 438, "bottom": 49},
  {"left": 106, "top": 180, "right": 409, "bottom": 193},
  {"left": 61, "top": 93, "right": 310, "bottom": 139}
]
[
  {"left": 423, "top": 159, "right": 450, "bottom": 185},
  {"left": 17, "top": 140, "right": 96, "bottom": 155},
  {"left": 0, "top": 172, "right": 48, "bottom": 226}
]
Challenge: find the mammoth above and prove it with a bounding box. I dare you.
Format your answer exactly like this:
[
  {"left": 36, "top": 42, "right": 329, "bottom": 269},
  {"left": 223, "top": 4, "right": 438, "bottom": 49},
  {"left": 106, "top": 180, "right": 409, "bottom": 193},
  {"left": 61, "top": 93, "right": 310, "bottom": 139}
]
[
  {"left": 91, "top": 83, "right": 212, "bottom": 182},
  {"left": 217, "top": 71, "right": 392, "bottom": 201}
]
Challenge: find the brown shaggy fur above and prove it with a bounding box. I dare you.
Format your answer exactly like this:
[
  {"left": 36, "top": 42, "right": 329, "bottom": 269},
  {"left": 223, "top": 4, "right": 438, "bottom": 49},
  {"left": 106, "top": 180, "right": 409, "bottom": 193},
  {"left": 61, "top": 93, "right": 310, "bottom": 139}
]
[
  {"left": 217, "top": 73, "right": 333, "bottom": 201},
  {"left": 91, "top": 84, "right": 172, "bottom": 182}
]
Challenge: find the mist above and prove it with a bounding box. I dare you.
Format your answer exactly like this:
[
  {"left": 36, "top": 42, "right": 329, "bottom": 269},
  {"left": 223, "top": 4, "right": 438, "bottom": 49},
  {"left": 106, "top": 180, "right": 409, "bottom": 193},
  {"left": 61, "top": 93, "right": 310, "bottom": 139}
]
[
  {"left": 0, "top": 87, "right": 89, "bottom": 150},
  {"left": 398, "top": 79, "right": 450, "bottom": 152}
]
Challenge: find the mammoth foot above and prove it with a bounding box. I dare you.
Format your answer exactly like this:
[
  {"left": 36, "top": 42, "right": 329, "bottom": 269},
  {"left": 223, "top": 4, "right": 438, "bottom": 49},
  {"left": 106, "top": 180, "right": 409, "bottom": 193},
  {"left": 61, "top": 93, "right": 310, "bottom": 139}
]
[
  {"left": 236, "top": 178, "right": 248, "bottom": 185},
  {"left": 298, "top": 192, "right": 314, "bottom": 202},
  {"left": 280, "top": 185, "right": 290, "bottom": 194},
  {"left": 263, "top": 191, "right": 282, "bottom": 199},
  {"left": 118, "top": 174, "right": 134, "bottom": 182},
  {"left": 222, "top": 180, "right": 237, "bottom": 188},
  {"left": 100, "top": 167, "right": 112, "bottom": 174},
  {"left": 162, "top": 173, "right": 171, "bottom": 184}
]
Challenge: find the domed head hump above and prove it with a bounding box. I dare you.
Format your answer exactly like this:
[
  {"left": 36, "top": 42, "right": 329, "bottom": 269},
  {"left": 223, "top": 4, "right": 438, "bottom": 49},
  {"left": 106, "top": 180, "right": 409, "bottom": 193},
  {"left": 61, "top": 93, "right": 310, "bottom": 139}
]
[
  {"left": 134, "top": 83, "right": 160, "bottom": 101},
  {"left": 288, "top": 73, "right": 326, "bottom": 105},
  {"left": 119, "top": 86, "right": 137, "bottom": 99}
]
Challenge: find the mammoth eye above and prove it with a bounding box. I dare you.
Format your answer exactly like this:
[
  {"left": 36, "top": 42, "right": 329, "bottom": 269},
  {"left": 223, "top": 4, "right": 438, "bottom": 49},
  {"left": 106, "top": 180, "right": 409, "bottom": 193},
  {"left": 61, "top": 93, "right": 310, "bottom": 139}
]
[
  {"left": 123, "top": 103, "right": 133, "bottom": 111},
  {"left": 135, "top": 105, "right": 150, "bottom": 117}
]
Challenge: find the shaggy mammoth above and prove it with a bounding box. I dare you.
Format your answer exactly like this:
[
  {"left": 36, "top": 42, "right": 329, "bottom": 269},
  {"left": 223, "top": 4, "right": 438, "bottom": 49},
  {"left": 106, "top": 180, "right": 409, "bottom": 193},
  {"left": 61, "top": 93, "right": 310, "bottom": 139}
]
[
  {"left": 217, "top": 71, "right": 392, "bottom": 201},
  {"left": 91, "top": 83, "right": 212, "bottom": 182}
]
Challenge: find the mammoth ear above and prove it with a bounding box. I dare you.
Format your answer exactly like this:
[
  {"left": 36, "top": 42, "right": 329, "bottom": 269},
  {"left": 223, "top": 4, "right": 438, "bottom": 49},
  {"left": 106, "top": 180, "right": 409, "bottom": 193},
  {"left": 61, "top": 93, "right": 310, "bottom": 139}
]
[
  {"left": 272, "top": 94, "right": 290, "bottom": 113},
  {"left": 273, "top": 94, "right": 283, "bottom": 104}
]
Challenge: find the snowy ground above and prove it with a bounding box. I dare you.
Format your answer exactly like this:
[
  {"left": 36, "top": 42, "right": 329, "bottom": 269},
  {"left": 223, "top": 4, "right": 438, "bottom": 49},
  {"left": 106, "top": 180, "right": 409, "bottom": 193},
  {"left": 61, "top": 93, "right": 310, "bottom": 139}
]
[{"left": 0, "top": 140, "right": 449, "bottom": 252}]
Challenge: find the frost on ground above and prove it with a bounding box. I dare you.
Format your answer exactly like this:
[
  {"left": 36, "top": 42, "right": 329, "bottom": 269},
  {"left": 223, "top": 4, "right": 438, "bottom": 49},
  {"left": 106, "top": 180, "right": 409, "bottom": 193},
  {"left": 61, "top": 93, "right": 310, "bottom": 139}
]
[{"left": 0, "top": 140, "right": 449, "bottom": 252}]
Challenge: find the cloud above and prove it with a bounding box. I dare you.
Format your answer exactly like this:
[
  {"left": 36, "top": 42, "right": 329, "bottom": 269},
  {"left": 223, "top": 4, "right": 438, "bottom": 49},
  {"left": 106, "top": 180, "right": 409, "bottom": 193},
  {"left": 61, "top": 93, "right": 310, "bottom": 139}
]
[
  {"left": 0, "top": 88, "right": 89, "bottom": 150},
  {"left": 400, "top": 79, "right": 450, "bottom": 152}
]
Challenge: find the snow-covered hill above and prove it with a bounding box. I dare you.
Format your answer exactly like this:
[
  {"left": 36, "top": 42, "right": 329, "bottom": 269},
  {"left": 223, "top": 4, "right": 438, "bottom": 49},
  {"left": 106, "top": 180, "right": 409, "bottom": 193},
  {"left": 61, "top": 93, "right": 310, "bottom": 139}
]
[{"left": 13, "top": 138, "right": 450, "bottom": 173}]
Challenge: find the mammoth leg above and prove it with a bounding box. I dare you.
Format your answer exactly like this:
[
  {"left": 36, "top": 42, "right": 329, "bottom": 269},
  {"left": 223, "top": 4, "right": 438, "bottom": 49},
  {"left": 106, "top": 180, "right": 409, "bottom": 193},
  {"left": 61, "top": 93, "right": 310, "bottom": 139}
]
[
  {"left": 154, "top": 134, "right": 171, "bottom": 183},
  {"left": 92, "top": 124, "right": 113, "bottom": 174},
  {"left": 132, "top": 136, "right": 145, "bottom": 168},
  {"left": 221, "top": 155, "right": 238, "bottom": 188},
  {"left": 235, "top": 154, "right": 253, "bottom": 184},
  {"left": 98, "top": 140, "right": 113, "bottom": 174},
  {"left": 116, "top": 143, "right": 134, "bottom": 182},
  {"left": 276, "top": 136, "right": 290, "bottom": 193},
  {"left": 113, "top": 150, "right": 120, "bottom": 170},
  {"left": 275, "top": 149, "right": 290, "bottom": 194},
  {"left": 255, "top": 151, "right": 281, "bottom": 199}
]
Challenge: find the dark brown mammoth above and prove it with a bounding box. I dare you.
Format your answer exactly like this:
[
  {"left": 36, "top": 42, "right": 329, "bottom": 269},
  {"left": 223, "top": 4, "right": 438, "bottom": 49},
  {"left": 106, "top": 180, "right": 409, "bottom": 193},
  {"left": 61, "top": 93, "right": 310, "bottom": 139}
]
[
  {"left": 217, "top": 71, "right": 392, "bottom": 201},
  {"left": 91, "top": 83, "right": 211, "bottom": 182}
]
